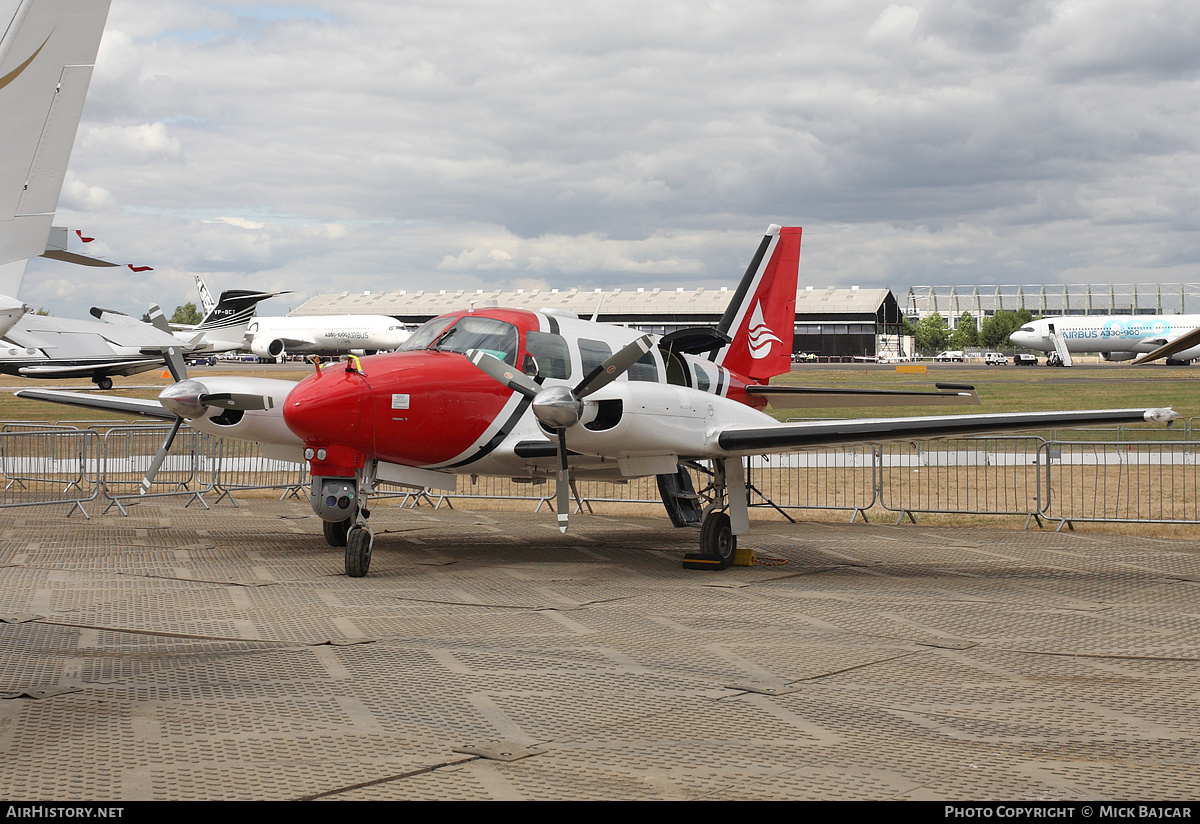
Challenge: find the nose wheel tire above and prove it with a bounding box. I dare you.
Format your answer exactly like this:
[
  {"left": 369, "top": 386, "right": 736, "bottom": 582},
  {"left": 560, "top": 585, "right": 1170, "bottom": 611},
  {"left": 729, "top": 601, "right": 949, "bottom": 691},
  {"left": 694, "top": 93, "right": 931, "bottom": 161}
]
[
  {"left": 323, "top": 518, "right": 351, "bottom": 547},
  {"left": 700, "top": 511, "right": 736, "bottom": 569},
  {"left": 345, "top": 526, "right": 373, "bottom": 577}
]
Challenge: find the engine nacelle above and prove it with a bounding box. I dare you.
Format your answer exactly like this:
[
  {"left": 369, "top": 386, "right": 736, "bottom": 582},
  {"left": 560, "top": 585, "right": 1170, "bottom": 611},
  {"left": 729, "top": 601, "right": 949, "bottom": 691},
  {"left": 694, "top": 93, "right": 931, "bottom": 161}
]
[
  {"left": 250, "top": 337, "right": 286, "bottom": 358},
  {"left": 1101, "top": 351, "right": 1137, "bottom": 362},
  {"left": 181, "top": 377, "right": 304, "bottom": 457},
  {"left": 559, "top": 382, "right": 776, "bottom": 471}
]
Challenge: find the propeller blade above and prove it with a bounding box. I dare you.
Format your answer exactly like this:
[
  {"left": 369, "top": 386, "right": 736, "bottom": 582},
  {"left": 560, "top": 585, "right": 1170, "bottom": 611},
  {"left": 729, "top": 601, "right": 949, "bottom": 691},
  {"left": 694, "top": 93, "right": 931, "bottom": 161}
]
[
  {"left": 198, "top": 392, "right": 273, "bottom": 411},
  {"left": 556, "top": 428, "right": 570, "bottom": 533},
  {"left": 140, "top": 416, "right": 183, "bottom": 495},
  {"left": 162, "top": 346, "right": 188, "bottom": 384},
  {"left": 575, "top": 335, "right": 653, "bottom": 398},
  {"left": 464, "top": 349, "right": 541, "bottom": 399}
]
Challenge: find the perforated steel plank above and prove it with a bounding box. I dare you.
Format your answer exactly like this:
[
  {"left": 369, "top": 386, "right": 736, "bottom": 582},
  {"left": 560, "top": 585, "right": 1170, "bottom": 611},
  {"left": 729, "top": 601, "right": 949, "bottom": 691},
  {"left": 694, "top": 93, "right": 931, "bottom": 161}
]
[{"left": 1, "top": 499, "right": 1199, "bottom": 799}]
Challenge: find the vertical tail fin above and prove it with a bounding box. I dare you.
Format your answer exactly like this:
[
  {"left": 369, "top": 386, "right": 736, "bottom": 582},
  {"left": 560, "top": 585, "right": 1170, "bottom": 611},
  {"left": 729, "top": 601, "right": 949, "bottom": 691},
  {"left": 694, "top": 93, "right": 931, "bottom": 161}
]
[
  {"left": 190, "top": 288, "right": 288, "bottom": 349},
  {"left": 196, "top": 289, "right": 283, "bottom": 331},
  {"left": 194, "top": 275, "right": 216, "bottom": 316},
  {"left": 714, "top": 225, "right": 801, "bottom": 382},
  {"left": 0, "top": 0, "right": 113, "bottom": 293}
]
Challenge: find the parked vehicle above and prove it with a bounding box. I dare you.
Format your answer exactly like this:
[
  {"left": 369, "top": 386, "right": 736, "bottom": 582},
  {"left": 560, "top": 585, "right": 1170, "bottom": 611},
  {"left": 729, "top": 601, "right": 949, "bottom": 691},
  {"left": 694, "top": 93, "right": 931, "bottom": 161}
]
[
  {"left": 935, "top": 350, "right": 965, "bottom": 362},
  {"left": 983, "top": 352, "right": 1008, "bottom": 365},
  {"left": 1013, "top": 353, "right": 1039, "bottom": 366}
]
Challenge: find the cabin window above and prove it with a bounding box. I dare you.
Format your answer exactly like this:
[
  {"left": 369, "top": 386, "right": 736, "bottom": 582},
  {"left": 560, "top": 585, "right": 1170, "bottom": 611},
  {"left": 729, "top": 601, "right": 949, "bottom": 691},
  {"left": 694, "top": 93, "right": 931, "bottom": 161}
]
[
  {"left": 525, "top": 331, "right": 572, "bottom": 380},
  {"left": 692, "top": 362, "right": 711, "bottom": 392},
  {"left": 578, "top": 338, "right": 612, "bottom": 378},
  {"left": 628, "top": 349, "right": 660, "bottom": 382}
]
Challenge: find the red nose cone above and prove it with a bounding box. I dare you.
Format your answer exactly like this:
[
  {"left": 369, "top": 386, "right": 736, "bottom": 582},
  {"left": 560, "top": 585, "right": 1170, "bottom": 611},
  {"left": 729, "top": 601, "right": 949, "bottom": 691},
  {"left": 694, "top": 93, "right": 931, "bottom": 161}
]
[{"left": 283, "top": 367, "right": 370, "bottom": 452}]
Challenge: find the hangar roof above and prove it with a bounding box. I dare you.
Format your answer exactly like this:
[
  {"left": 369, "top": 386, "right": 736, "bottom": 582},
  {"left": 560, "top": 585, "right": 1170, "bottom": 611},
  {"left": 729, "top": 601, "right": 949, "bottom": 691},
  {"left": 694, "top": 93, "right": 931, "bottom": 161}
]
[{"left": 292, "top": 286, "right": 898, "bottom": 323}]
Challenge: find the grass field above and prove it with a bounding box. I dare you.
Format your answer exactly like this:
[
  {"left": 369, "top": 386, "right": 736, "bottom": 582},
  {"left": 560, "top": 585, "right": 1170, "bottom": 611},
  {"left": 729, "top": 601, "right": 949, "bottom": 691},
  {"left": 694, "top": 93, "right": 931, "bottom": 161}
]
[{"left": 770, "top": 363, "right": 1200, "bottom": 422}]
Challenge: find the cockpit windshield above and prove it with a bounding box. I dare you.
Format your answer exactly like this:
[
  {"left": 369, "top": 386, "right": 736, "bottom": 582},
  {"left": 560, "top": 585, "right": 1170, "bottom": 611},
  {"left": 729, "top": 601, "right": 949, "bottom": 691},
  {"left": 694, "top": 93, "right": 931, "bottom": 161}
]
[
  {"left": 400, "top": 317, "right": 456, "bottom": 351},
  {"left": 400, "top": 315, "right": 520, "bottom": 365}
]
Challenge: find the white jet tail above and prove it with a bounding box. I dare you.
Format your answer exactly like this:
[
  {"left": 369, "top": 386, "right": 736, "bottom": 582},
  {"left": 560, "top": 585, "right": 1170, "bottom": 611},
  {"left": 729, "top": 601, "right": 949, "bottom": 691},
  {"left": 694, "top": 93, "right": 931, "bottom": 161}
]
[{"left": 0, "top": 0, "right": 113, "bottom": 295}]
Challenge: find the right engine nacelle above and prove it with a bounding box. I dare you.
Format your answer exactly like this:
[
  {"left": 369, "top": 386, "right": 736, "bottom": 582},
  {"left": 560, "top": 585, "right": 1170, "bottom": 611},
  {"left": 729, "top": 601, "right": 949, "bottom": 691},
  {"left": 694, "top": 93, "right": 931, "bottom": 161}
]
[{"left": 250, "top": 337, "right": 286, "bottom": 358}]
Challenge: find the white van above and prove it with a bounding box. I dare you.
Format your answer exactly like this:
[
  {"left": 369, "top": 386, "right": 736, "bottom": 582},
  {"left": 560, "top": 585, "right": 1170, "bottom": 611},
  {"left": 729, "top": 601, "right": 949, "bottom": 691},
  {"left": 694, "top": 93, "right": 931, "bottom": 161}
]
[{"left": 935, "top": 350, "right": 965, "bottom": 362}]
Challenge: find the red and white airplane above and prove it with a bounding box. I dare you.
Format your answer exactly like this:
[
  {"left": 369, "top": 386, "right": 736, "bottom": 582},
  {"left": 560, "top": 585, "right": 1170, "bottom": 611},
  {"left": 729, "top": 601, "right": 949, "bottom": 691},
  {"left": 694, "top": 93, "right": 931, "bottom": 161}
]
[{"left": 18, "top": 226, "right": 1180, "bottom": 576}]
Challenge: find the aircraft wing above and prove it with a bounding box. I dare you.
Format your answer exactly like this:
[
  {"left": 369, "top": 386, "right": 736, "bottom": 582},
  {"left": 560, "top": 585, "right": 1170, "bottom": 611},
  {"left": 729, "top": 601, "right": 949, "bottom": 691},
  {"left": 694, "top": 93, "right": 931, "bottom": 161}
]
[
  {"left": 18, "top": 359, "right": 161, "bottom": 379},
  {"left": 13, "top": 389, "right": 176, "bottom": 421},
  {"left": 270, "top": 336, "right": 318, "bottom": 349},
  {"left": 744, "top": 383, "right": 979, "bottom": 409},
  {"left": 90, "top": 308, "right": 147, "bottom": 328},
  {"left": 714, "top": 408, "right": 1178, "bottom": 455},
  {"left": 1131, "top": 326, "right": 1200, "bottom": 365}
]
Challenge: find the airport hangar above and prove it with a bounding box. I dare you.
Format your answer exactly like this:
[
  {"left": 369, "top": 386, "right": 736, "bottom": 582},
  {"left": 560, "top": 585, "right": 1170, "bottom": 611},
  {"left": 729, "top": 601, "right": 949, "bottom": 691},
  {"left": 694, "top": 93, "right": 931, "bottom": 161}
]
[{"left": 292, "top": 285, "right": 905, "bottom": 360}]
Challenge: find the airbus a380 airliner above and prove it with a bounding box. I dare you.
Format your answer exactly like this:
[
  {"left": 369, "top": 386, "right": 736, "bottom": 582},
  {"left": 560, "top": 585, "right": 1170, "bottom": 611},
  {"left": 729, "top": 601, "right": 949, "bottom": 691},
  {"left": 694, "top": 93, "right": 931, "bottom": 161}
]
[{"left": 1010, "top": 315, "right": 1200, "bottom": 366}]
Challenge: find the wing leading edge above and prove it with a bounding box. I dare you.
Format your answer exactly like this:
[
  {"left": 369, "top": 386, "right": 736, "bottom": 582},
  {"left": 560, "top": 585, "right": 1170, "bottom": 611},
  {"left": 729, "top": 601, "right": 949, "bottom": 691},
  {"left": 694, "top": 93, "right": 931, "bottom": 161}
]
[
  {"left": 715, "top": 408, "right": 1179, "bottom": 454},
  {"left": 13, "top": 389, "right": 176, "bottom": 420}
]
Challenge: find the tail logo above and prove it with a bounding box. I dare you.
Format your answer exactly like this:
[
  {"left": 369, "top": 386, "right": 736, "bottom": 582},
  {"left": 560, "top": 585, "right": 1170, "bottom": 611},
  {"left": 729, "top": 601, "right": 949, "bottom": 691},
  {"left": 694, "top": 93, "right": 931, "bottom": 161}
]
[{"left": 747, "top": 302, "right": 782, "bottom": 360}]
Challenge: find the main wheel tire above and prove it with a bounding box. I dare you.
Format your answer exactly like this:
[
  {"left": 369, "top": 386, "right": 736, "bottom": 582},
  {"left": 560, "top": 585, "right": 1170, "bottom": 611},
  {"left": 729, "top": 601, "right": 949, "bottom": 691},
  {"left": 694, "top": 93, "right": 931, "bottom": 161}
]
[
  {"left": 323, "top": 518, "right": 351, "bottom": 547},
  {"left": 700, "top": 511, "right": 736, "bottom": 569},
  {"left": 95, "top": 377, "right": 113, "bottom": 390},
  {"left": 345, "top": 527, "right": 373, "bottom": 578}
]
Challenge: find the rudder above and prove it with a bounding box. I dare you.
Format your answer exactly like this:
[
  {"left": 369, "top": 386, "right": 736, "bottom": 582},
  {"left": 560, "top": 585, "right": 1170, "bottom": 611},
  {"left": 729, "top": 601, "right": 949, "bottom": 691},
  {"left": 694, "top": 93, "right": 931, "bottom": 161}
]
[{"left": 715, "top": 225, "right": 801, "bottom": 383}]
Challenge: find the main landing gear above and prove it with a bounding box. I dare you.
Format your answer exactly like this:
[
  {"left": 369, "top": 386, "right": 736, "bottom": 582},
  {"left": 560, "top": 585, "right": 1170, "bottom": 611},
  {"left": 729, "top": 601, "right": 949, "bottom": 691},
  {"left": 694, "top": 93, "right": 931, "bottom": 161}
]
[
  {"left": 92, "top": 375, "right": 113, "bottom": 390},
  {"left": 700, "top": 510, "right": 736, "bottom": 568},
  {"left": 682, "top": 457, "right": 747, "bottom": 570}
]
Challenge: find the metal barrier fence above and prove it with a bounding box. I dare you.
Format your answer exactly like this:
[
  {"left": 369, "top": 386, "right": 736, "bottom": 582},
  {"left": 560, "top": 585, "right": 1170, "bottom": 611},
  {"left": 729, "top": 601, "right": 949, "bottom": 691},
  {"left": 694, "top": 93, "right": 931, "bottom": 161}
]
[
  {"left": 98, "top": 425, "right": 217, "bottom": 515},
  {"left": 1040, "top": 440, "right": 1200, "bottom": 529},
  {"left": 3, "top": 422, "right": 1200, "bottom": 528},
  {"left": 211, "top": 437, "right": 308, "bottom": 503},
  {"left": 0, "top": 428, "right": 99, "bottom": 518},
  {"left": 876, "top": 437, "right": 1048, "bottom": 527}
]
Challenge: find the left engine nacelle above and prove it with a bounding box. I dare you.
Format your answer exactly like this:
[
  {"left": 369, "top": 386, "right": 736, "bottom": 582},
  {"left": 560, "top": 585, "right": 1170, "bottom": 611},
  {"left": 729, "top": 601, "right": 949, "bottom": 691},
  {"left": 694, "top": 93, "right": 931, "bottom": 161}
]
[
  {"left": 250, "top": 337, "right": 286, "bottom": 359},
  {"left": 1101, "top": 352, "right": 1137, "bottom": 362},
  {"left": 311, "top": 476, "right": 359, "bottom": 522}
]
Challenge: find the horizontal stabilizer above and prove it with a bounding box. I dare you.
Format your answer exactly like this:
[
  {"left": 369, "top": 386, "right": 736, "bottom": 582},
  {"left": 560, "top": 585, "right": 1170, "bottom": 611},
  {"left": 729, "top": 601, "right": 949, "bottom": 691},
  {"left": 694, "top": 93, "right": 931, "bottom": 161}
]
[
  {"left": 743, "top": 383, "right": 980, "bottom": 409},
  {"left": 40, "top": 248, "right": 119, "bottom": 267}
]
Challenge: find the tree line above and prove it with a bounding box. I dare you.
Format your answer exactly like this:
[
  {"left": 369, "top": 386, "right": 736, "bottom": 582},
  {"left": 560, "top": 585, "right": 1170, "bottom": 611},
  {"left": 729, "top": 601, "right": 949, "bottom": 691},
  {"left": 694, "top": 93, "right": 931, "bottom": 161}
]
[{"left": 904, "top": 309, "right": 1036, "bottom": 354}]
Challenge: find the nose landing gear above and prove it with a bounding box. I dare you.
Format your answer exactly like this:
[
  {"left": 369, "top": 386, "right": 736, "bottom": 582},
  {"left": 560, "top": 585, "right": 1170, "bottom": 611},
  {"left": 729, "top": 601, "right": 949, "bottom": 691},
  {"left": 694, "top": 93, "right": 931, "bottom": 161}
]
[{"left": 312, "top": 473, "right": 374, "bottom": 577}]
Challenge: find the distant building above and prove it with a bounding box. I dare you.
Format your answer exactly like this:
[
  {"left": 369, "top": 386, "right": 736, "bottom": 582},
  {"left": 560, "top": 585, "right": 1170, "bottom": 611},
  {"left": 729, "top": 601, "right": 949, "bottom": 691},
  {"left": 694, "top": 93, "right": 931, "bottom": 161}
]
[
  {"left": 292, "top": 286, "right": 904, "bottom": 358},
  {"left": 906, "top": 283, "right": 1200, "bottom": 325}
]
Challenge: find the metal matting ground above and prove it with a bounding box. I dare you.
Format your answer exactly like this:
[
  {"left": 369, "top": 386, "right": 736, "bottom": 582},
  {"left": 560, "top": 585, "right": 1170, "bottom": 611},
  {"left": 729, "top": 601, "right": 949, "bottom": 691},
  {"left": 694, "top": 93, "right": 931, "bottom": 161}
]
[{"left": 1, "top": 499, "right": 1199, "bottom": 800}]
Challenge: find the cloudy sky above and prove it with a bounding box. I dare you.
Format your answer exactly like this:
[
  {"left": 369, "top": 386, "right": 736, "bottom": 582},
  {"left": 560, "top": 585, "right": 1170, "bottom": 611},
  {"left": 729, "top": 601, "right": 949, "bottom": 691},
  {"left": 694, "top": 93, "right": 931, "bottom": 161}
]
[{"left": 15, "top": 0, "right": 1200, "bottom": 318}]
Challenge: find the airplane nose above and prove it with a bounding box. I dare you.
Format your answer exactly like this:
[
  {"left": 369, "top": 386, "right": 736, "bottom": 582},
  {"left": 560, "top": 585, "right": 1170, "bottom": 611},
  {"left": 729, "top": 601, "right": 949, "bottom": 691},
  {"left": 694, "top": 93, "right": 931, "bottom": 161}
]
[{"left": 283, "top": 368, "right": 370, "bottom": 450}]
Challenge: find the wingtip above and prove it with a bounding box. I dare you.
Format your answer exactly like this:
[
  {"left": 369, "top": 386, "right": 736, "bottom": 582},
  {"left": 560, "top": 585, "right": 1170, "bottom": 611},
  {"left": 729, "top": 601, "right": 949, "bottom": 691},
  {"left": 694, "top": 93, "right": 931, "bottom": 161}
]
[{"left": 1145, "top": 407, "right": 1182, "bottom": 423}]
